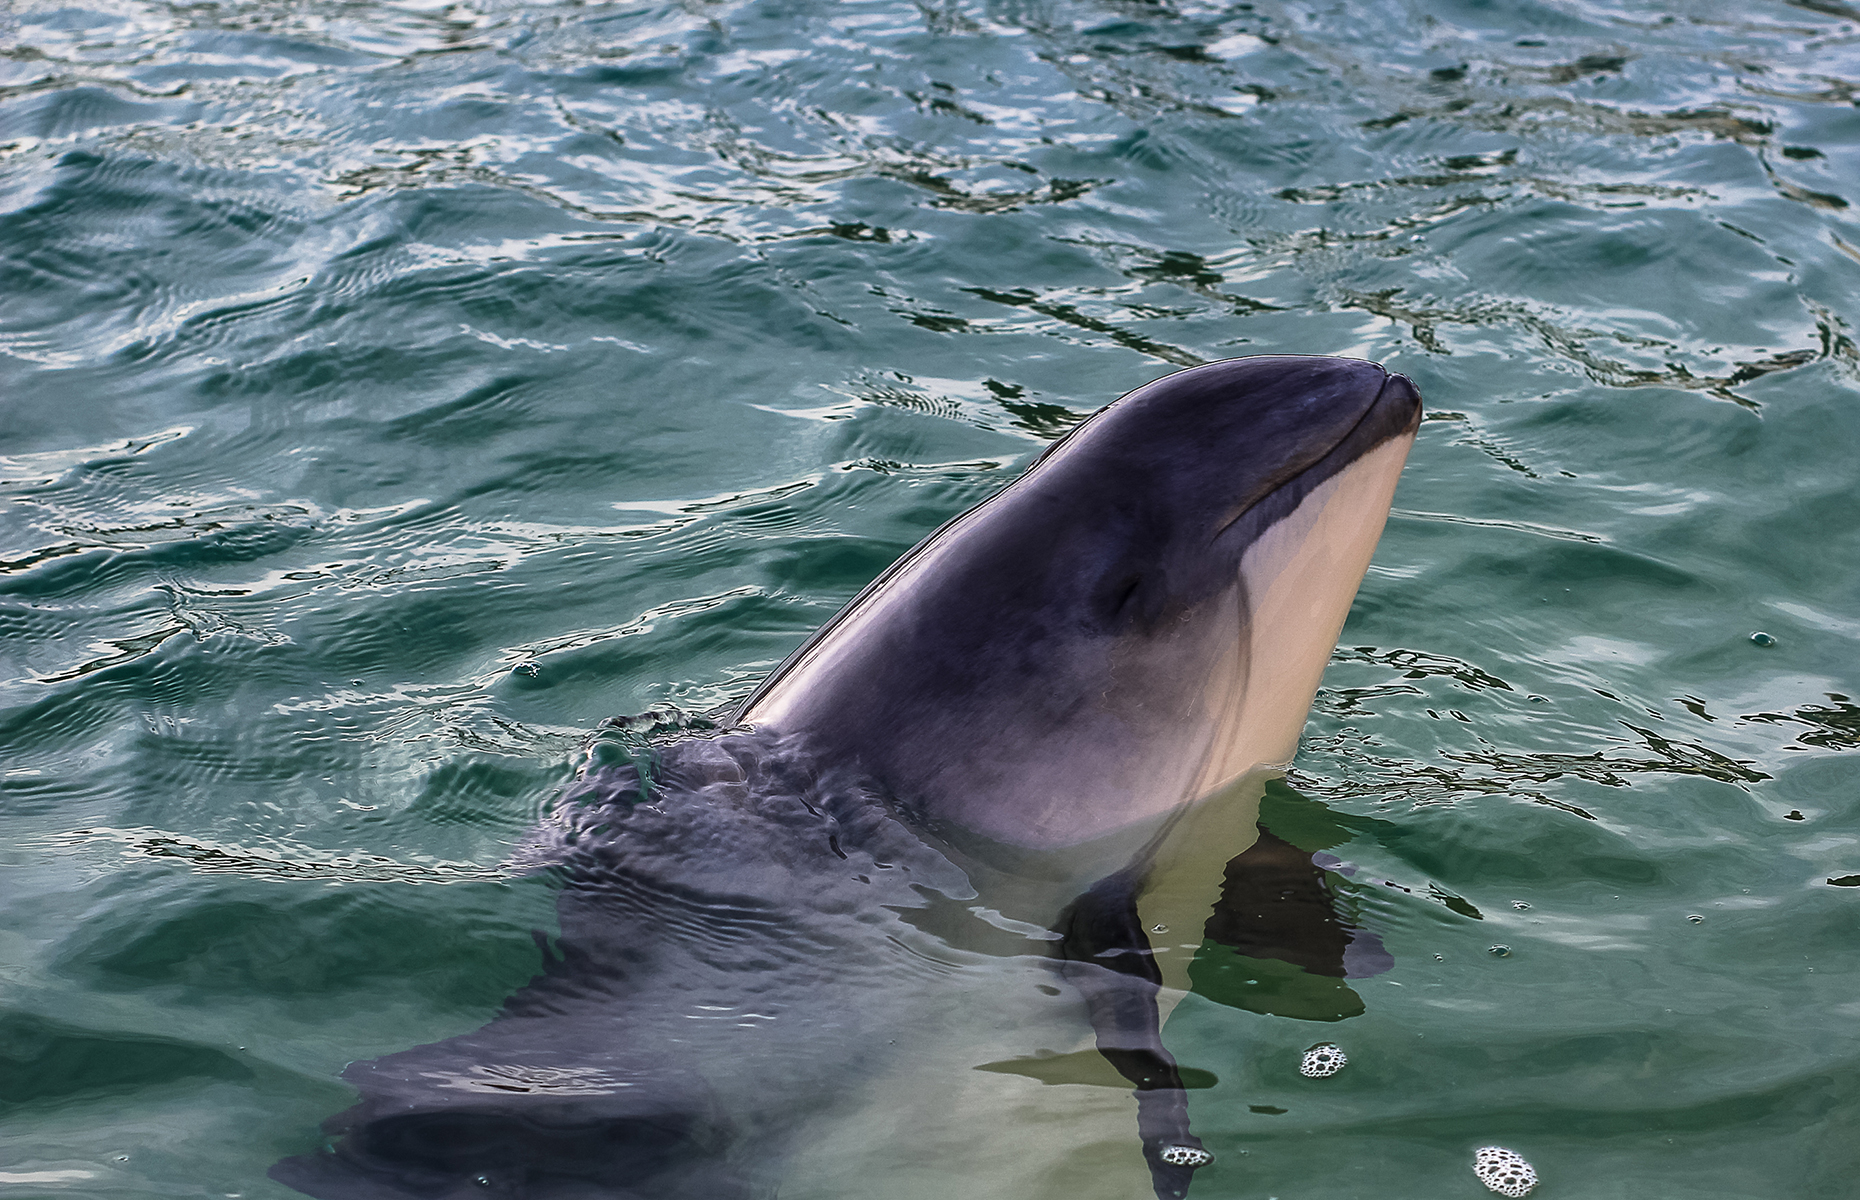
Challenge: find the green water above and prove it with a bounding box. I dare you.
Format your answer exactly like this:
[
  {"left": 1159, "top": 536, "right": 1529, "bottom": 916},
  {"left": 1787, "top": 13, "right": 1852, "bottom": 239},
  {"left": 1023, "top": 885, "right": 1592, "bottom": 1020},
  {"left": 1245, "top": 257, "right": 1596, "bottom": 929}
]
[{"left": 4, "top": 0, "right": 1859, "bottom": 1194}]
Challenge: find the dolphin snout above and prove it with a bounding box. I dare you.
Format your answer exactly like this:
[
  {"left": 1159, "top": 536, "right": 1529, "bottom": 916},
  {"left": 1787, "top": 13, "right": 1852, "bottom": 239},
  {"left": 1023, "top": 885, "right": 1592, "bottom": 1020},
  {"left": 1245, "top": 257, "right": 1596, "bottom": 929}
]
[{"left": 1373, "top": 370, "right": 1423, "bottom": 428}]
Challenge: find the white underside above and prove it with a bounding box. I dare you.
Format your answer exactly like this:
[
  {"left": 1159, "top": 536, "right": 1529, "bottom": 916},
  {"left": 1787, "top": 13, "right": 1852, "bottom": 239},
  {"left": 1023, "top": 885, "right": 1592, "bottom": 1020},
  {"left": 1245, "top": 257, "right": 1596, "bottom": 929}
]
[{"left": 1188, "top": 432, "right": 1415, "bottom": 799}]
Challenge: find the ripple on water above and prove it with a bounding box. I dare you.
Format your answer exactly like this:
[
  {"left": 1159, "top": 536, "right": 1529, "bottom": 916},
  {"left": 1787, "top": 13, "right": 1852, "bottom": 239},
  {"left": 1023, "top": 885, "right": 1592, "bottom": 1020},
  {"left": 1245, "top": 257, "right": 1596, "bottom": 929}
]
[{"left": 5, "top": 0, "right": 1860, "bottom": 1195}]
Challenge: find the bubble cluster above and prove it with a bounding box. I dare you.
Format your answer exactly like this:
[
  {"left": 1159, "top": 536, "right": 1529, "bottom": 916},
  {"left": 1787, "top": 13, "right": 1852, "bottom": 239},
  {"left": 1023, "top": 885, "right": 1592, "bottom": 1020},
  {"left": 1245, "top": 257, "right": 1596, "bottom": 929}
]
[
  {"left": 1299, "top": 1043, "right": 1347, "bottom": 1077},
  {"left": 1158, "top": 1145, "right": 1213, "bottom": 1167},
  {"left": 1473, "top": 1146, "right": 1537, "bottom": 1197}
]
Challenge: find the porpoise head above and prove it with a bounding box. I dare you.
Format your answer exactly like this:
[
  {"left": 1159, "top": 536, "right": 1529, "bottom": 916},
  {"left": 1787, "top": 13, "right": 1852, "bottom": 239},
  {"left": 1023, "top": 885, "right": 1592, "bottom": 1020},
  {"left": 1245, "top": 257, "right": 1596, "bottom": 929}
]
[{"left": 739, "top": 355, "right": 1421, "bottom": 855}]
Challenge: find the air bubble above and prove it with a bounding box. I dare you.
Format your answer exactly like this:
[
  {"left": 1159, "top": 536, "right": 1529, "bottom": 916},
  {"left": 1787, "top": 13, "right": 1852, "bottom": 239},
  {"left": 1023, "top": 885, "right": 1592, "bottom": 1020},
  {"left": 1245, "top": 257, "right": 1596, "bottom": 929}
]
[
  {"left": 1151, "top": 924, "right": 1169, "bottom": 934},
  {"left": 1511, "top": 901, "right": 1530, "bottom": 910},
  {"left": 1750, "top": 631, "right": 1777, "bottom": 647},
  {"left": 1687, "top": 914, "right": 1703, "bottom": 923},
  {"left": 1473, "top": 1146, "right": 1537, "bottom": 1196},
  {"left": 1158, "top": 1145, "right": 1212, "bottom": 1167},
  {"left": 1299, "top": 1043, "right": 1346, "bottom": 1077},
  {"left": 1489, "top": 944, "right": 1511, "bottom": 958}
]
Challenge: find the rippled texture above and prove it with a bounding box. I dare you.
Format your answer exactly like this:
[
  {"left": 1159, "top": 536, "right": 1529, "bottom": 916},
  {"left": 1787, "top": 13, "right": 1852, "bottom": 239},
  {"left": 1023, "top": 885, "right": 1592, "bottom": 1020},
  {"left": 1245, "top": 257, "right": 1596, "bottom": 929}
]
[{"left": 4, "top": 0, "right": 1860, "bottom": 1195}]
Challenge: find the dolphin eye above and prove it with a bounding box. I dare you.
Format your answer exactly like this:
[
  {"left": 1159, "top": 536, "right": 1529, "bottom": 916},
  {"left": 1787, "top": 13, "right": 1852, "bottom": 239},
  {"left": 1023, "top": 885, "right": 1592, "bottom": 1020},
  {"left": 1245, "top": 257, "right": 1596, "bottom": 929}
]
[{"left": 1104, "top": 574, "right": 1145, "bottom": 623}]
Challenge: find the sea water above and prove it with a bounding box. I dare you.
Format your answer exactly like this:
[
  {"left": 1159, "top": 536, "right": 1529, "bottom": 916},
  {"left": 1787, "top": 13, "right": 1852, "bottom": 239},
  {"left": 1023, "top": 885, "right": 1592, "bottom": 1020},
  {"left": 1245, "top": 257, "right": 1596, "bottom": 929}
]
[{"left": 3, "top": 0, "right": 1859, "bottom": 1196}]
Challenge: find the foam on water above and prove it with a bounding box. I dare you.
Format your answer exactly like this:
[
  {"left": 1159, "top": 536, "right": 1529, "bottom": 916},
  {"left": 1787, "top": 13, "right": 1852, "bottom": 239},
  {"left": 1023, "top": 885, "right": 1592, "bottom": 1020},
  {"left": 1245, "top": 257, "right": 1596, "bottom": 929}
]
[
  {"left": 6, "top": 0, "right": 1860, "bottom": 1195},
  {"left": 1472, "top": 1147, "right": 1538, "bottom": 1198},
  {"left": 1298, "top": 1043, "right": 1347, "bottom": 1078}
]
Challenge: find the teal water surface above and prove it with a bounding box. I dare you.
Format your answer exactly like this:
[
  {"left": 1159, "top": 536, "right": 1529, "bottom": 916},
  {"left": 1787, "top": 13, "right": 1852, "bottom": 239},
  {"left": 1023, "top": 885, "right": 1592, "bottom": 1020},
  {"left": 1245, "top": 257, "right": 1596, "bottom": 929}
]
[{"left": 4, "top": 0, "right": 1860, "bottom": 1195}]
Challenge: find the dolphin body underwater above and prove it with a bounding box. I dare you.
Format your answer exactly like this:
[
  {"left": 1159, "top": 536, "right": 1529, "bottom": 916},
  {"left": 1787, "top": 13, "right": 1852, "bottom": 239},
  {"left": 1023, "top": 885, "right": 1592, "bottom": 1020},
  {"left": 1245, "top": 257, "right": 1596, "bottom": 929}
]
[{"left": 271, "top": 355, "right": 1422, "bottom": 1200}]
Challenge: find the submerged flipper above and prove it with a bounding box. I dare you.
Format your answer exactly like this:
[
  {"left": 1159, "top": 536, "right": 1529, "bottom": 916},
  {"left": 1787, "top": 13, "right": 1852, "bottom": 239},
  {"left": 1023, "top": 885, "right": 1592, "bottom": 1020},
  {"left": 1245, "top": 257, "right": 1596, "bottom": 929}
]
[
  {"left": 1187, "top": 827, "right": 1388, "bottom": 1022},
  {"left": 1056, "top": 867, "right": 1212, "bottom": 1200},
  {"left": 1188, "top": 783, "right": 1396, "bottom": 1020},
  {"left": 1039, "top": 780, "right": 1403, "bottom": 1200}
]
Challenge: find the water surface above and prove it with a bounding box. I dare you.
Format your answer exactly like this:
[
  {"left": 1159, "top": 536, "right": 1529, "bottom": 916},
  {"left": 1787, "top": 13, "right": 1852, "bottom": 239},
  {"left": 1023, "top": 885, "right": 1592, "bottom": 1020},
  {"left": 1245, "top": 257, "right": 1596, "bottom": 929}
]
[{"left": 4, "top": 0, "right": 1860, "bottom": 1195}]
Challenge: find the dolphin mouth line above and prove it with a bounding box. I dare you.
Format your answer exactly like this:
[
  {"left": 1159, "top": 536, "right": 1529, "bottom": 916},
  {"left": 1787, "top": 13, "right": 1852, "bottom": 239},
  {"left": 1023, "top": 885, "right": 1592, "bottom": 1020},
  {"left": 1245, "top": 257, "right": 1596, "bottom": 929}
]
[{"left": 1208, "top": 368, "right": 1421, "bottom": 547}]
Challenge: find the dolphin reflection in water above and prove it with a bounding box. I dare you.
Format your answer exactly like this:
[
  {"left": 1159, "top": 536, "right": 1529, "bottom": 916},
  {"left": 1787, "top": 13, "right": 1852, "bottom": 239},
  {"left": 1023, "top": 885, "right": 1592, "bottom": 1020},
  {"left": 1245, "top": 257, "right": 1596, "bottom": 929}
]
[{"left": 272, "top": 355, "right": 1422, "bottom": 1200}]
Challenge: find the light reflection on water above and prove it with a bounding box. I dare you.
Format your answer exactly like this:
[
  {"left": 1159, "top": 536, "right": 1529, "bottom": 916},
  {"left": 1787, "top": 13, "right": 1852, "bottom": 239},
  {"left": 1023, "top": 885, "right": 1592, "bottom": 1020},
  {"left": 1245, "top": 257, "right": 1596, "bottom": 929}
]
[{"left": 4, "top": 0, "right": 1860, "bottom": 1195}]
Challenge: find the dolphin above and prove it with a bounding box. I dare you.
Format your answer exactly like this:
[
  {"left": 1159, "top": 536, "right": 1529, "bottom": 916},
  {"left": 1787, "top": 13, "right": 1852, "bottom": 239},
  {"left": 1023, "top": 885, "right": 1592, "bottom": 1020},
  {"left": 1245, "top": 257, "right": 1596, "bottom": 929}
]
[{"left": 270, "top": 355, "right": 1421, "bottom": 1200}]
